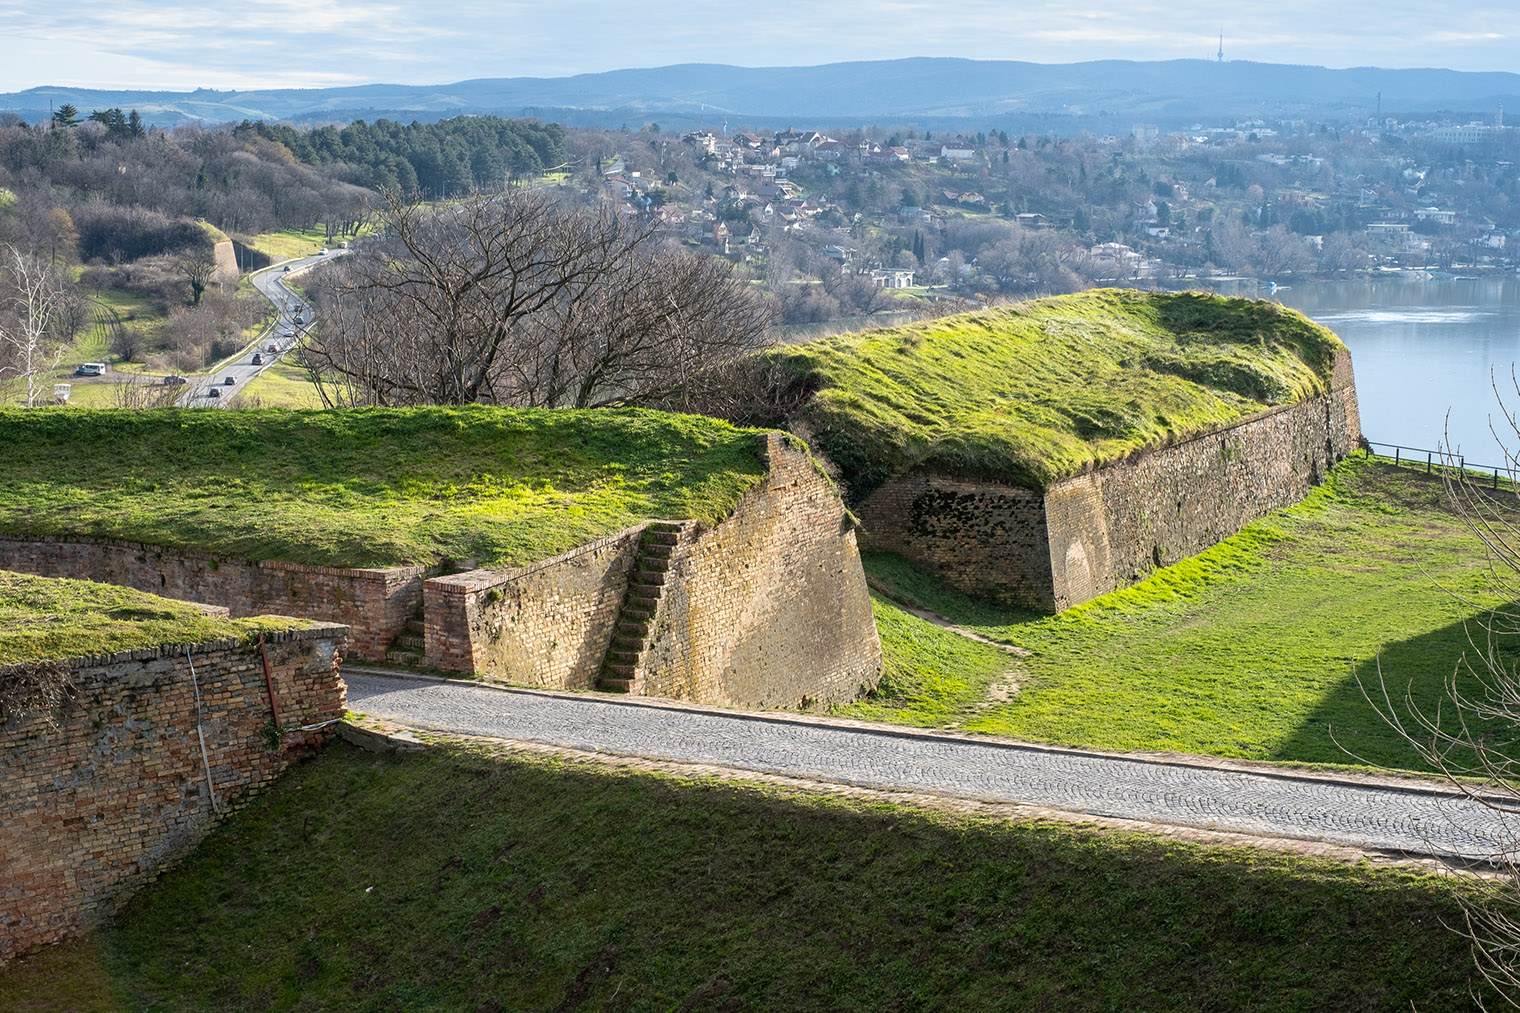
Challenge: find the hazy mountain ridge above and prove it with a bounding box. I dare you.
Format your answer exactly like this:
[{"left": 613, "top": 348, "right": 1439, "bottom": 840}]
[{"left": 6, "top": 58, "right": 1520, "bottom": 130}]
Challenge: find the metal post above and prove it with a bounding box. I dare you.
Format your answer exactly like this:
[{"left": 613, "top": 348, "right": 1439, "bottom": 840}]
[
  {"left": 1395, "top": 447, "right": 1400, "bottom": 466},
  {"left": 1427, "top": 451, "right": 1432, "bottom": 474}
]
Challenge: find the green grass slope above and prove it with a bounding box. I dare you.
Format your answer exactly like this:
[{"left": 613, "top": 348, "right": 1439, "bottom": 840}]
[
  {"left": 0, "top": 571, "right": 311, "bottom": 665},
  {"left": 762, "top": 288, "right": 1343, "bottom": 494},
  {"left": 0, "top": 406, "right": 767, "bottom": 570},
  {"left": 851, "top": 457, "right": 1519, "bottom": 774},
  {"left": 1, "top": 740, "right": 1486, "bottom": 1011}
]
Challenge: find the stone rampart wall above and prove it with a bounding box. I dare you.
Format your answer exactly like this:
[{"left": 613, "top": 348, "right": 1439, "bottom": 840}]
[
  {"left": 640, "top": 433, "right": 882, "bottom": 708},
  {"left": 858, "top": 352, "right": 1360, "bottom": 610},
  {"left": 0, "top": 626, "right": 347, "bottom": 961},
  {"left": 0, "top": 536, "right": 421, "bottom": 662},
  {"left": 424, "top": 527, "right": 642, "bottom": 687},
  {"left": 426, "top": 433, "right": 882, "bottom": 707}
]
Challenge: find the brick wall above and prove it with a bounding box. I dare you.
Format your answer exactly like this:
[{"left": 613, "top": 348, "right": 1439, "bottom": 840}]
[
  {"left": 424, "top": 528, "right": 642, "bottom": 687},
  {"left": 639, "top": 433, "right": 882, "bottom": 708},
  {"left": 424, "top": 433, "right": 882, "bottom": 707},
  {"left": 857, "top": 351, "right": 1361, "bottom": 610},
  {"left": 0, "top": 625, "right": 347, "bottom": 961},
  {"left": 0, "top": 536, "right": 422, "bottom": 662}
]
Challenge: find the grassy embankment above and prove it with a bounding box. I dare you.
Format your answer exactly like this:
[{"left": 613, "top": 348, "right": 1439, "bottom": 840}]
[
  {"left": 852, "top": 455, "right": 1520, "bottom": 775},
  {"left": 757, "top": 287, "right": 1342, "bottom": 494},
  {"left": 0, "top": 406, "right": 767, "bottom": 569},
  {"left": 0, "top": 739, "right": 1490, "bottom": 1011},
  {"left": 0, "top": 570, "right": 311, "bottom": 666}
]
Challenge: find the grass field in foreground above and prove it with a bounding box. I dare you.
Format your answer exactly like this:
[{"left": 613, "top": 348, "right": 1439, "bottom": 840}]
[
  {"left": 848, "top": 456, "right": 1520, "bottom": 774},
  {"left": 0, "top": 406, "right": 767, "bottom": 570},
  {"left": 0, "top": 571, "right": 313, "bottom": 665},
  {"left": 0, "top": 740, "right": 1487, "bottom": 1011}
]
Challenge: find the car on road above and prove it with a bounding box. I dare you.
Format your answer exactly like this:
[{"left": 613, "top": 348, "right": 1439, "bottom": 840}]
[
  {"left": 162, "top": 375, "right": 187, "bottom": 385},
  {"left": 74, "top": 362, "right": 106, "bottom": 377},
  {"left": 224, "top": 376, "right": 236, "bottom": 385},
  {"left": 318, "top": 248, "right": 327, "bottom": 256},
  {"left": 283, "top": 265, "right": 291, "bottom": 272},
  {"left": 205, "top": 388, "right": 220, "bottom": 398},
  {"left": 251, "top": 353, "right": 262, "bottom": 365}
]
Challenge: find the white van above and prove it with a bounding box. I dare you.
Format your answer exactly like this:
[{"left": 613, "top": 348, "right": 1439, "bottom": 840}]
[{"left": 74, "top": 362, "right": 107, "bottom": 377}]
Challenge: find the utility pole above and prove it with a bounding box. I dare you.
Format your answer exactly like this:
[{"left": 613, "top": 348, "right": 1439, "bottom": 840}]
[{"left": 1217, "top": 32, "right": 1224, "bottom": 63}]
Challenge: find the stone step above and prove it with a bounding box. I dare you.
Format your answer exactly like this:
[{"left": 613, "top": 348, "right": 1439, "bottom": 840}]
[
  {"left": 638, "top": 558, "right": 671, "bottom": 573},
  {"left": 396, "top": 633, "right": 425, "bottom": 650},
  {"left": 633, "top": 568, "right": 667, "bottom": 585},
  {"left": 611, "top": 637, "right": 644, "bottom": 655},
  {"left": 386, "top": 647, "right": 424, "bottom": 667},
  {"left": 627, "top": 594, "right": 661, "bottom": 610},
  {"left": 644, "top": 531, "right": 679, "bottom": 547},
  {"left": 622, "top": 605, "right": 654, "bottom": 622},
  {"left": 405, "top": 619, "right": 426, "bottom": 636},
  {"left": 606, "top": 649, "right": 640, "bottom": 666},
  {"left": 599, "top": 676, "right": 635, "bottom": 694},
  {"left": 605, "top": 662, "right": 638, "bottom": 678},
  {"left": 648, "top": 521, "right": 683, "bottom": 532}
]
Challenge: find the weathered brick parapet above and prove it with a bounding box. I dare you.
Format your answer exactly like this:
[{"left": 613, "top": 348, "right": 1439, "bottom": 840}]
[
  {"left": 0, "top": 624, "right": 348, "bottom": 961},
  {"left": 858, "top": 350, "right": 1361, "bottom": 610},
  {"left": 424, "top": 432, "right": 882, "bottom": 707},
  {"left": 0, "top": 535, "right": 423, "bottom": 662}
]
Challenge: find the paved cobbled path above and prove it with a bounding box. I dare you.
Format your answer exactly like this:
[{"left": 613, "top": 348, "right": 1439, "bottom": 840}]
[{"left": 346, "top": 671, "right": 1517, "bottom": 861}]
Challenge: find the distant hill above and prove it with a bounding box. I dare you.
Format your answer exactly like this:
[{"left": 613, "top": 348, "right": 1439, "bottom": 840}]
[{"left": 5, "top": 58, "right": 1519, "bottom": 132}]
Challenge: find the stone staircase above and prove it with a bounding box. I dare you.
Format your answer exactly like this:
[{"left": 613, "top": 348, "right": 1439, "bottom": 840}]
[
  {"left": 597, "top": 522, "right": 683, "bottom": 693},
  {"left": 385, "top": 604, "right": 427, "bottom": 667}
]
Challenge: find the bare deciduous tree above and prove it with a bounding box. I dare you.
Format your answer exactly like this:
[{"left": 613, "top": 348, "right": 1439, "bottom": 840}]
[
  {"left": 1366, "top": 380, "right": 1520, "bottom": 1006},
  {"left": 0, "top": 243, "right": 68, "bottom": 406},
  {"left": 303, "top": 188, "right": 772, "bottom": 409},
  {"left": 180, "top": 253, "right": 216, "bottom": 306}
]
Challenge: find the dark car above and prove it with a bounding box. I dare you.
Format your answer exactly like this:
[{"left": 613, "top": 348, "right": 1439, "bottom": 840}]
[
  {"left": 162, "top": 374, "right": 187, "bottom": 385},
  {"left": 224, "top": 376, "right": 236, "bottom": 385},
  {"left": 205, "top": 387, "right": 220, "bottom": 398},
  {"left": 251, "top": 353, "right": 263, "bottom": 365}
]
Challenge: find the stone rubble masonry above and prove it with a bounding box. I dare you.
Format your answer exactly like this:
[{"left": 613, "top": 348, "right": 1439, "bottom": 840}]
[
  {"left": 425, "top": 433, "right": 883, "bottom": 708},
  {"left": 0, "top": 625, "right": 348, "bottom": 961},
  {"left": 0, "top": 536, "right": 424, "bottom": 663},
  {"left": 858, "top": 347, "right": 1362, "bottom": 611}
]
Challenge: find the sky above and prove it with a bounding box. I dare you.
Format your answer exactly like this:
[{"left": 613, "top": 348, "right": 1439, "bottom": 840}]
[{"left": 2, "top": 1, "right": 1519, "bottom": 93}]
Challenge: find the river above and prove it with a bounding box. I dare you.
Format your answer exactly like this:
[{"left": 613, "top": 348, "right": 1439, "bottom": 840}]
[{"left": 1269, "top": 278, "right": 1520, "bottom": 467}]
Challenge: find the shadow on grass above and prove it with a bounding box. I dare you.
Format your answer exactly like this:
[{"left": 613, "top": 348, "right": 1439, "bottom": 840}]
[{"left": 1273, "top": 614, "right": 1520, "bottom": 772}]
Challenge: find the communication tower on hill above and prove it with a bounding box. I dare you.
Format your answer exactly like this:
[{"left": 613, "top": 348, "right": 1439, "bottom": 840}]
[{"left": 1217, "top": 32, "right": 1224, "bottom": 62}]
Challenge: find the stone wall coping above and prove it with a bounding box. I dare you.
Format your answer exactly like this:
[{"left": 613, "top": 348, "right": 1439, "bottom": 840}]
[
  {"left": 427, "top": 519, "right": 694, "bottom": 595},
  {"left": 0, "top": 532, "right": 426, "bottom": 580},
  {"left": 0, "top": 622, "right": 348, "bottom": 673}
]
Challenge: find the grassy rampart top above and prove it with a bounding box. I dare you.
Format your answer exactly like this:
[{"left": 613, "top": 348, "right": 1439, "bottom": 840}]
[
  {"left": 0, "top": 571, "right": 313, "bottom": 666},
  {"left": 765, "top": 288, "right": 1345, "bottom": 493},
  {"left": 0, "top": 406, "right": 769, "bottom": 570}
]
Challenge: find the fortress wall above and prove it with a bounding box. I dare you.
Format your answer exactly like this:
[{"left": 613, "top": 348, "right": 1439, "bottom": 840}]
[
  {"left": 424, "top": 527, "right": 643, "bottom": 687},
  {"left": 0, "top": 536, "right": 421, "bottom": 662},
  {"left": 0, "top": 626, "right": 347, "bottom": 961},
  {"left": 639, "top": 433, "right": 881, "bottom": 708},
  {"left": 856, "top": 352, "right": 1360, "bottom": 611},
  {"left": 856, "top": 475, "right": 1055, "bottom": 608},
  {"left": 1062, "top": 381, "right": 1358, "bottom": 609}
]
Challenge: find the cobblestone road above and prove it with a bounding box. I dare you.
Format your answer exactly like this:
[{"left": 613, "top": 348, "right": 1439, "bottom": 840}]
[{"left": 346, "top": 671, "right": 1517, "bottom": 861}]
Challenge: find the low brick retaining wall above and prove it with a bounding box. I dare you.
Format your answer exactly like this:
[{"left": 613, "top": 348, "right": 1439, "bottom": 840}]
[
  {"left": 0, "top": 536, "right": 421, "bottom": 662},
  {"left": 0, "top": 625, "right": 347, "bottom": 961}
]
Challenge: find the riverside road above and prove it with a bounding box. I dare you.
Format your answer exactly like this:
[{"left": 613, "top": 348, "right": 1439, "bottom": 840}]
[{"left": 345, "top": 671, "right": 1517, "bottom": 863}]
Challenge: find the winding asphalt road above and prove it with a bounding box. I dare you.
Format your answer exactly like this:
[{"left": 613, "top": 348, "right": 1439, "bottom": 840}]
[
  {"left": 180, "top": 249, "right": 346, "bottom": 406},
  {"left": 345, "top": 670, "right": 1519, "bottom": 863}
]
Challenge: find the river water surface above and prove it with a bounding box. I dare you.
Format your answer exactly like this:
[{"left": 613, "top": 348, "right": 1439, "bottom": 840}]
[{"left": 1276, "top": 278, "right": 1520, "bottom": 466}]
